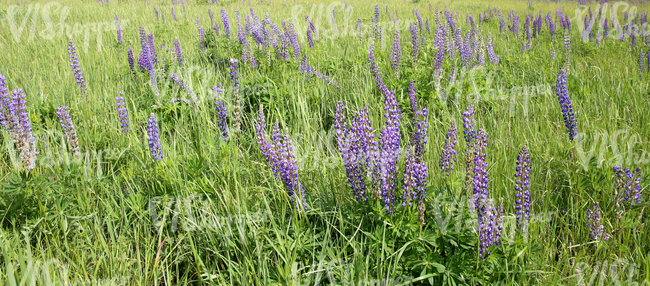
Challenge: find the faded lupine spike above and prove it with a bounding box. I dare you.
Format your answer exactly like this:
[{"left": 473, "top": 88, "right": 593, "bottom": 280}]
[{"left": 56, "top": 106, "right": 80, "bottom": 158}]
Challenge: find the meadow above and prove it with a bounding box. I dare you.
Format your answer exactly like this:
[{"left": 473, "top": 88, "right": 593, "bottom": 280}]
[{"left": 1, "top": 0, "right": 650, "bottom": 284}]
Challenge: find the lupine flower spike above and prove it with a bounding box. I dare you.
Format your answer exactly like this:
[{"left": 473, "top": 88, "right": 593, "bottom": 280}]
[
  {"left": 255, "top": 105, "right": 307, "bottom": 209},
  {"left": 0, "top": 77, "right": 38, "bottom": 170},
  {"left": 440, "top": 122, "right": 458, "bottom": 176},
  {"left": 56, "top": 106, "right": 80, "bottom": 158},
  {"left": 463, "top": 105, "right": 477, "bottom": 187},
  {"left": 68, "top": 39, "right": 88, "bottom": 98},
  {"left": 147, "top": 113, "right": 164, "bottom": 160},
  {"left": 586, "top": 203, "right": 611, "bottom": 241},
  {"left": 115, "top": 92, "right": 130, "bottom": 133},
  {"left": 469, "top": 129, "right": 502, "bottom": 258},
  {"left": 213, "top": 84, "right": 229, "bottom": 141},
  {"left": 555, "top": 69, "right": 578, "bottom": 141},
  {"left": 613, "top": 166, "right": 643, "bottom": 215},
  {"left": 514, "top": 145, "right": 531, "bottom": 233}
]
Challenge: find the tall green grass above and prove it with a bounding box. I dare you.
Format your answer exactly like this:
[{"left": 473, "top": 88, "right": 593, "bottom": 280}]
[{"left": 1, "top": 0, "right": 649, "bottom": 285}]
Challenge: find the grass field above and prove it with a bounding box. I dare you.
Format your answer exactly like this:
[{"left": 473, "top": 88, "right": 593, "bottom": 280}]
[{"left": 1, "top": 0, "right": 650, "bottom": 285}]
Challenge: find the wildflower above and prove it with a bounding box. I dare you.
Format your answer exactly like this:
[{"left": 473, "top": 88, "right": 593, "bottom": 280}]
[
  {"left": 390, "top": 30, "right": 401, "bottom": 78},
  {"left": 440, "top": 122, "right": 458, "bottom": 176},
  {"left": 586, "top": 204, "right": 611, "bottom": 241},
  {"left": 213, "top": 85, "right": 229, "bottom": 141},
  {"left": 334, "top": 101, "right": 376, "bottom": 201},
  {"left": 613, "top": 166, "right": 643, "bottom": 206},
  {"left": 1, "top": 80, "right": 38, "bottom": 170},
  {"left": 514, "top": 145, "right": 531, "bottom": 233},
  {"left": 469, "top": 129, "right": 502, "bottom": 258},
  {"left": 147, "top": 113, "right": 164, "bottom": 160},
  {"left": 486, "top": 35, "right": 499, "bottom": 65},
  {"left": 115, "top": 15, "right": 123, "bottom": 44},
  {"left": 555, "top": 69, "right": 578, "bottom": 141},
  {"left": 410, "top": 23, "right": 420, "bottom": 65},
  {"left": 221, "top": 8, "right": 231, "bottom": 37},
  {"left": 127, "top": 47, "right": 136, "bottom": 75},
  {"left": 115, "top": 92, "right": 130, "bottom": 133},
  {"left": 174, "top": 39, "right": 183, "bottom": 67},
  {"left": 255, "top": 105, "right": 307, "bottom": 209},
  {"left": 56, "top": 106, "right": 80, "bottom": 158},
  {"left": 68, "top": 39, "right": 88, "bottom": 97}
]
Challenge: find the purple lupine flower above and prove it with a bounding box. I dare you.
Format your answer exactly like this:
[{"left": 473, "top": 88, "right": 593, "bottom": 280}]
[
  {"left": 410, "top": 23, "right": 420, "bottom": 65},
  {"left": 547, "top": 13, "right": 556, "bottom": 39},
  {"left": 508, "top": 10, "right": 519, "bottom": 37},
  {"left": 604, "top": 19, "right": 609, "bottom": 39},
  {"left": 640, "top": 51, "right": 646, "bottom": 74},
  {"left": 440, "top": 122, "right": 458, "bottom": 176},
  {"left": 174, "top": 38, "right": 183, "bottom": 67},
  {"left": 514, "top": 145, "right": 531, "bottom": 233},
  {"left": 499, "top": 12, "right": 506, "bottom": 34},
  {"left": 115, "top": 92, "right": 129, "bottom": 133},
  {"left": 463, "top": 104, "right": 476, "bottom": 144},
  {"left": 0, "top": 75, "right": 9, "bottom": 129},
  {"left": 486, "top": 35, "right": 499, "bottom": 65},
  {"left": 306, "top": 16, "right": 315, "bottom": 48},
  {"left": 197, "top": 17, "right": 206, "bottom": 53},
  {"left": 255, "top": 105, "right": 308, "bottom": 209},
  {"left": 236, "top": 11, "right": 246, "bottom": 45},
  {"left": 463, "top": 105, "right": 477, "bottom": 188},
  {"left": 523, "top": 16, "right": 531, "bottom": 53},
  {"left": 449, "top": 62, "right": 457, "bottom": 85},
  {"left": 1, "top": 83, "right": 38, "bottom": 170},
  {"left": 551, "top": 46, "right": 556, "bottom": 60},
  {"left": 138, "top": 28, "right": 158, "bottom": 95},
  {"left": 311, "top": 69, "right": 338, "bottom": 87},
  {"left": 564, "top": 13, "right": 571, "bottom": 31},
  {"left": 213, "top": 85, "right": 229, "bottom": 141},
  {"left": 555, "top": 69, "right": 578, "bottom": 141},
  {"left": 172, "top": 7, "right": 177, "bottom": 21},
  {"left": 368, "top": 43, "right": 402, "bottom": 214},
  {"left": 208, "top": 9, "right": 214, "bottom": 27},
  {"left": 287, "top": 22, "right": 301, "bottom": 61},
  {"left": 306, "top": 28, "right": 314, "bottom": 48},
  {"left": 221, "top": 8, "right": 231, "bottom": 37},
  {"left": 56, "top": 106, "right": 80, "bottom": 158},
  {"left": 115, "top": 15, "right": 123, "bottom": 44},
  {"left": 148, "top": 33, "right": 158, "bottom": 65},
  {"left": 147, "top": 113, "right": 164, "bottom": 160},
  {"left": 469, "top": 129, "right": 502, "bottom": 258},
  {"left": 390, "top": 30, "right": 401, "bottom": 78},
  {"left": 127, "top": 47, "right": 136, "bottom": 75},
  {"left": 647, "top": 51, "right": 650, "bottom": 72},
  {"left": 403, "top": 87, "right": 428, "bottom": 220},
  {"left": 374, "top": 5, "right": 379, "bottom": 21},
  {"left": 68, "top": 39, "right": 88, "bottom": 96},
  {"left": 586, "top": 203, "right": 611, "bottom": 241},
  {"left": 334, "top": 101, "right": 375, "bottom": 201},
  {"left": 170, "top": 72, "right": 198, "bottom": 106},
  {"left": 613, "top": 166, "right": 643, "bottom": 206}
]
